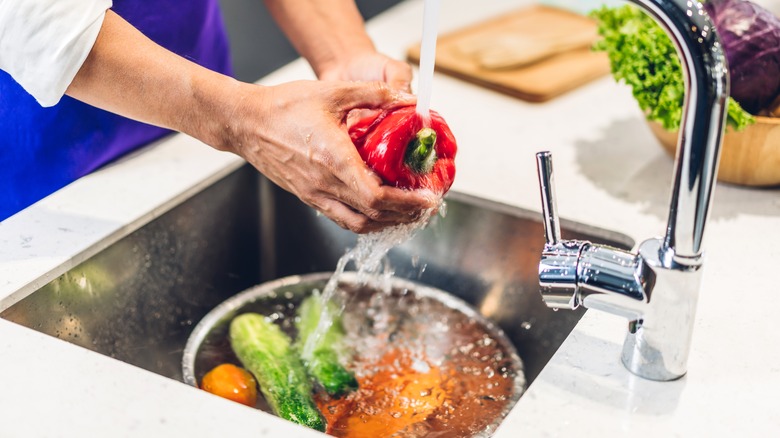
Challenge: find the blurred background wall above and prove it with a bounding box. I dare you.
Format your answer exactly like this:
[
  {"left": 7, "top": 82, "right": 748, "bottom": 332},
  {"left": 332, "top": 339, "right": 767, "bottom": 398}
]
[
  {"left": 219, "top": 0, "right": 780, "bottom": 83},
  {"left": 217, "top": 0, "right": 404, "bottom": 82}
]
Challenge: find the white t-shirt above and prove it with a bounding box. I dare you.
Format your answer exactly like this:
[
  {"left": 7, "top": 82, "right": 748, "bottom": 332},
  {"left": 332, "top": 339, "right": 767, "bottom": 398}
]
[{"left": 0, "top": 0, "right": 111, "bottom": 107}]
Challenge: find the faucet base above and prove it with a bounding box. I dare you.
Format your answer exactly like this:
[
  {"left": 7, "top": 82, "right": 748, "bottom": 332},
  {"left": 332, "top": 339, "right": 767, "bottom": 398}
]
[
  {"left": 618, "top": 238, "right": 703, "bottom": 381},
  {"left": 622, "top": 330, "right": 687, "bottom": 381}
]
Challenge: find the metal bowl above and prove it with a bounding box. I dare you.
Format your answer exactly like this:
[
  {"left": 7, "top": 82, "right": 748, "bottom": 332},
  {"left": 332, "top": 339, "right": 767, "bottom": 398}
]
[{"left": 182, "top": 271, "right": 526, "bottom": 436}]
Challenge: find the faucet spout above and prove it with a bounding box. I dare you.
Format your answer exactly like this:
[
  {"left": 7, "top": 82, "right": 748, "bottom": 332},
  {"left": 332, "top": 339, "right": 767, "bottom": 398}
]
[
  {"left": 534, "top": 0, "right": 728, "bottom": 381},
  {"left": 629, "top": 0, "right": 729, "bottom": 261}
]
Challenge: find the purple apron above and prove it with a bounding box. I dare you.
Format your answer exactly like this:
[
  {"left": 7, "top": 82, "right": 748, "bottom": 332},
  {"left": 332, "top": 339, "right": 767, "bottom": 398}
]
[{"left": 0, "top": 0, "right": 232, "bottom": 221}]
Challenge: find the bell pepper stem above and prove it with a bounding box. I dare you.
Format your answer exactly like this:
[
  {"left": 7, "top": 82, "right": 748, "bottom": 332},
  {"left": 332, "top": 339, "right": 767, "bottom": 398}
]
[{"left": 405, "top": 127, "right": 438, "bottom": 174}]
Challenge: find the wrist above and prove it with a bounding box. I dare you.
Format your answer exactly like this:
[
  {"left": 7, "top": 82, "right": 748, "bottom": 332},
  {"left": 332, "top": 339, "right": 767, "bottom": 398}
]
[{"left": 180, "top": 71, "right": 250, "bottom": 153}]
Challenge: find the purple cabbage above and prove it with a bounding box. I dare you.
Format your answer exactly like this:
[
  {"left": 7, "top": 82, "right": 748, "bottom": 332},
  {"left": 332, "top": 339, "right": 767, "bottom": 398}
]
[{"left": 704, "top": 0, "right": 780, "bottom": 114}]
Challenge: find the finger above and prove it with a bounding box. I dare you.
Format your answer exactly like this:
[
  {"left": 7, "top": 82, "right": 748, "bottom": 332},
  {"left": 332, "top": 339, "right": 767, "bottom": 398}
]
[
  {"left": 346, "top": 108, "right": 382, "bottom": 130},
  {"left": 368, "top": 208, "right": 425, "bottom": 224},
  {"left": 350, "top": 186, "right": 437, "bottom": 220},
  {"left": 324, "top": 187, "right": 423, "bottom": 228},
  {"left": 337, "top": 153, "right": 439, "bottom": 213},
  {"left": 363, "top": 184, "right": 439, "bottom": 214},
  {"left": 334, "top": 81, "right": 416, "bottom": 113},
  {"left": 330, "top": 156, "right": 434, "bottom": 213},
  {"left": 317, "top": 198, "right": 386, "bottom": 234}
]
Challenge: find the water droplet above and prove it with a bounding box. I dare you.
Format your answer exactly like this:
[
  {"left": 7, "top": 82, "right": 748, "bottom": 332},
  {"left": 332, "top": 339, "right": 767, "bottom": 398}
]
[{"left": 438, "top": 201, "right": 448, "bottom": 218}]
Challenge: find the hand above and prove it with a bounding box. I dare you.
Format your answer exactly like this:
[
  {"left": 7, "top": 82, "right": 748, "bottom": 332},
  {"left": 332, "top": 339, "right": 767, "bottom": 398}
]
[
  {"left": 319, "top": 51, "right": 413, "bottom": 93},
  {"left": 321, "top": 51, "right": 415, "bottom": 135},
  {"left": 219, "top": 79, "right": 435, "bottom": 234}
]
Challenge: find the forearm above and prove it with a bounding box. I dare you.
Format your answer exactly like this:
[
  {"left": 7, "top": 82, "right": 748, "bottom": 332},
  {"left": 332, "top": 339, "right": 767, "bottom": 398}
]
[
  {"left": 65, "top": 10, "right": 241, "bottom": 150},
  {"left": 263, "top": 0, "right": 375, "bottom": 78}
]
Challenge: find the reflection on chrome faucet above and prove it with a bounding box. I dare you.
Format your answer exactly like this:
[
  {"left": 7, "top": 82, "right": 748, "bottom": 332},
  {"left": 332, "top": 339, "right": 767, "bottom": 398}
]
[{"left": 535, "top": 0, "right": 728, "bottom": 381}]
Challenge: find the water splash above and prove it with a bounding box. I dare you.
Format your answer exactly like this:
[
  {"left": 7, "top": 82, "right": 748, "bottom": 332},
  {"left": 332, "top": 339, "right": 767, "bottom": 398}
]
[{"left": 301, "top": 203, "right": 438, "bottom": 361}]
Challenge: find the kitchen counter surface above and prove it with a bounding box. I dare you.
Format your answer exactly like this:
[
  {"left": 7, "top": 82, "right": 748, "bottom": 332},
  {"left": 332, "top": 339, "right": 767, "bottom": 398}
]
[{"left": 1, "top": 0, "right": 779, "bottom": 436}]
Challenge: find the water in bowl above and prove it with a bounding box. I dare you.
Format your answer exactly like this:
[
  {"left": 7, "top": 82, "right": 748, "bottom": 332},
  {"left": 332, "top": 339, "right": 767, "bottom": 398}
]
[{"left": 190, "top": 275, "right": 526, "bottom": 437}]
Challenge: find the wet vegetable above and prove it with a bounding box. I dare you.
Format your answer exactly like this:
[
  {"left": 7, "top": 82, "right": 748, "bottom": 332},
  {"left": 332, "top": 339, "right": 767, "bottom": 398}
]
[
  {"left": 200, "top": 363, "right": 258, "bottom": 407},
  {"left": 703, "top": 0, "right": 780, "bottom": 115},
  {"left": 349, "top": 106, "right": 457, "bottom": 194},
  {"left": 295, "top": 293, "right": 358, "bottom": 396},
  {"left": 591, "top": 4, "right": 755, "bottom": 131},
  {"left": 315, "top": 348, "right": 449, "bottom": 437},
  {"left": 229, "top": 313, "right": 326, "bottom": 431}
]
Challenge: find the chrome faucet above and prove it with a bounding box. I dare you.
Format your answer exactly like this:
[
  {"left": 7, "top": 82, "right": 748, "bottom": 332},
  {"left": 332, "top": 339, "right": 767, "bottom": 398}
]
[{"left": 535, "top": 0, "right": 728, "bottom": 381}]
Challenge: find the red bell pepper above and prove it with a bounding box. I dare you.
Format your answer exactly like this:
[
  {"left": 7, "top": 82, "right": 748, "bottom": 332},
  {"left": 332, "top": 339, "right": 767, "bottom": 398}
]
[{"left": 348, "top": 106, "right": 457, "bottom": 194}]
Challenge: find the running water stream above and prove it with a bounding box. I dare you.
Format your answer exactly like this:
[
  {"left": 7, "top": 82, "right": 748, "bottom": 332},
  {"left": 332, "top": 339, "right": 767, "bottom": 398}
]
[
  {"left": 302, "top": 0, "right": 444, "bottom": 362},
  {"left": 300, "top": 204, "right": 438, "bottom": 361},
  {"left": 415, "top": 0, "right": 441, "bottom": 120}
]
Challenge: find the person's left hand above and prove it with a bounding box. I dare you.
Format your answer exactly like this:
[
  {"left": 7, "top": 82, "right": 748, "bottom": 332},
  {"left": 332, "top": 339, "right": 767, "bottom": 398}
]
[{"left": 318, "top": 51, "right": 413, "bottom": 93}]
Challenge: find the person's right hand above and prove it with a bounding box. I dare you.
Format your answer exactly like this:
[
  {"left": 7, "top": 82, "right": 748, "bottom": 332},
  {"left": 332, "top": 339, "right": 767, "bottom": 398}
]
[{"left": 214, "top": 79, "right": 437, "bottom": 234}]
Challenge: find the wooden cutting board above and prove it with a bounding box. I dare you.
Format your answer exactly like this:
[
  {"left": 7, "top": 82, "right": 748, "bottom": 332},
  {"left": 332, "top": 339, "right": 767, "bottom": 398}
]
[{"left": 407, "top": 5, "right": 610, "bottom": 102}]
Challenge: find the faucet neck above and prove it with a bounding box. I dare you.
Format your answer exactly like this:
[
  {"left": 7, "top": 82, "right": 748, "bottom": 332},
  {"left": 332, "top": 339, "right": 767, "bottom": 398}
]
[{"left": 629, "top": 0, "right": 729, "bottom": 261}]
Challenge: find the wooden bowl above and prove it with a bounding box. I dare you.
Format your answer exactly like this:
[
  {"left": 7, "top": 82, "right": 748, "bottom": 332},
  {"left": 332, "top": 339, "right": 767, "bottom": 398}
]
[{"left": 647, "top": 115, "right": 780, "bottom": 187}]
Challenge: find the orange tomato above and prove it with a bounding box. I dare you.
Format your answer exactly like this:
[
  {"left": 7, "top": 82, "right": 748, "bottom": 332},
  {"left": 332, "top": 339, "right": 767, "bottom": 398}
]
[{"left": 200, "top": 363, "right": 258, "bottom": 407}]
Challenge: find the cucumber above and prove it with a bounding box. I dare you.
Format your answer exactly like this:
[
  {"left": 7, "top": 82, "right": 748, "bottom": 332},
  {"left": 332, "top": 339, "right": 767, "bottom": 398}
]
[
  {"left": 229, "top": 313, "right": 325, "bottom": 431},
  {"left": 295, "top": 293, "right": 358, "bottom": 396}
]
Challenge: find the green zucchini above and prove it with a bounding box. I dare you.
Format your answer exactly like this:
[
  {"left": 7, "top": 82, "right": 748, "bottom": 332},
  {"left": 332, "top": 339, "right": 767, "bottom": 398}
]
[
  {"left": 295, "top": 293, "right": 358, "bottom": 396},
  {"left": 229, "top": 313, "right": 325, "bottom": 431}
]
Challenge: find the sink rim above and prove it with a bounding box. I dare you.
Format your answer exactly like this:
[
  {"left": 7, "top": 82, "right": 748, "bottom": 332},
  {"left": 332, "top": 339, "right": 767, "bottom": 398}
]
[{"left": 442, "top": 191, "right": 634, "bottom": 251}]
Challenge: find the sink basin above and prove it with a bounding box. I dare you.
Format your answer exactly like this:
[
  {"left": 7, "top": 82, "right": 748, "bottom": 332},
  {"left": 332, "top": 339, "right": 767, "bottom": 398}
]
[{"left": 1, "top": 164, "right": 632, "bottom": 387}]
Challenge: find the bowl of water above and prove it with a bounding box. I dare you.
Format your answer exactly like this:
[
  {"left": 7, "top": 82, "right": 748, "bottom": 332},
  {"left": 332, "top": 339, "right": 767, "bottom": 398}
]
[{"left": 182, "top": 271, "right": 526, "bottom": 438}]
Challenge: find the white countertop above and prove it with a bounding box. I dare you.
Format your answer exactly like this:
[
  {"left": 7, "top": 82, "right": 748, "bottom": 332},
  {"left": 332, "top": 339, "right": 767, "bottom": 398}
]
[{"left": 2, "top": 0, "right": 779, "bottom": 436}]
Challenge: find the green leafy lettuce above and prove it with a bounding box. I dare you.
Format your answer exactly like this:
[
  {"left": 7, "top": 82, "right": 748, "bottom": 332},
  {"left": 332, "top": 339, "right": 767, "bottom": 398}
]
[{"left": 590, "top": 4, "right": 754, "bottom": 131}]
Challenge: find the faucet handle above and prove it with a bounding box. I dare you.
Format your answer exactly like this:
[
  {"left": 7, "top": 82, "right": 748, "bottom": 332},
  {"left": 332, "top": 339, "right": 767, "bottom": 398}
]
[
  {"left": 535, "top": 151, "right": 587, "bottom": 310},
  {"left": 535, "top": 151, "right": 561, "bottom": 246}
]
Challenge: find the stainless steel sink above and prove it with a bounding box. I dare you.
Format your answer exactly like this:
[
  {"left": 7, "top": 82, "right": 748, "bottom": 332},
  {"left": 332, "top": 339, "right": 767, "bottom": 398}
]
[{"left": 1, "top": 164, "right": 632, "bottom": 386}]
